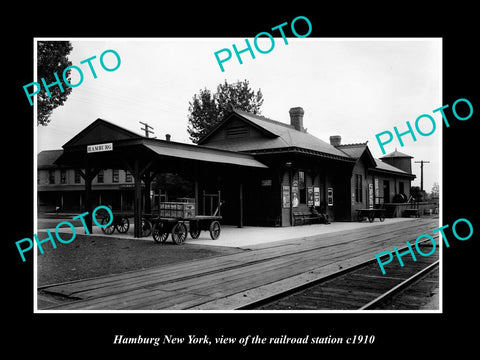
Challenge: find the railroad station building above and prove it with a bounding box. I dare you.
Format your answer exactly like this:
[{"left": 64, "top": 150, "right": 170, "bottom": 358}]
[{"left": 38, "top": 106, "right": 416, "bottom": 235}]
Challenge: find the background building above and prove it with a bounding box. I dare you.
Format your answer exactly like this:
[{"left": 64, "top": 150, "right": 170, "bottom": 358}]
[{"left": 38, "top": 150, "right": 136, "bottom": 213}]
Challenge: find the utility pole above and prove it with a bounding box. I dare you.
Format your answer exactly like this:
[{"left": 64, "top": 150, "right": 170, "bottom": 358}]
[
  {"left": 414, "top": 160, "right": 430, "bottom": 191},
  {"left": 139, "top": 121, "right": 155, "bottom": 138}
]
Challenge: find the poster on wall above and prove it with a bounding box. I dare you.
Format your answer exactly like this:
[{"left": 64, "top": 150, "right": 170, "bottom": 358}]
[
  {"left": 328, "top": 187, "right": 333, "bottom": 206},
  {"left": 282, "top": 185, "right": 290, "bottom": 208},
  {"left": 374, "top": 178, "right": 379, "bottom": 204},
  {"left": 369, "top": 183, "right": 374, "bottom": 209},
  {"left": 307, "top": 187, "right": 314, "bottom": 206},
  {"left": 292, "top": 186, "right": 299, "bottom": 207},
  {"left": 313, "top": 186, "right": 320, "bottom": 206}
]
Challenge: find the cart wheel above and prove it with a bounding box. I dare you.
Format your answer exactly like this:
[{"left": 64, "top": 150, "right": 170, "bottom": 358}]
[
  {"left": 368, "top": 212, "right": 375, "bottom": 223},
  {"left": 101, "top": 216, "right": 115, "bottom": 235},
  {"left": 141, "top": 219, "right": 152, "bottom": 237},
  {"left": 209, "top": 220, "right": 221, "bottom": 240},
  {"left": 189, "top": 221, "right": 201, "bottom": 239},
  {"left": 152, "top": 223, "right": 168, "bottom": 243},
  {"left": 171, "top": 222, "right": 187, "bottom": 245},
  {"left": 115, "top": 216, "right": 130, "bottom": 233},
  {"left": 379, "top": 213, "right": 385, "bottom": 222}
]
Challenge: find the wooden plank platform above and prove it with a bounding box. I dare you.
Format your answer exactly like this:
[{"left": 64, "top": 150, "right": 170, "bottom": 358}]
[{"left": 40, "top": 217, "right": 439, "bottom": 310}]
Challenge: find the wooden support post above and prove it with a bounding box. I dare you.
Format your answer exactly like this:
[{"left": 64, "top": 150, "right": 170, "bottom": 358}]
[
  {"left": 140, "top": 160, "right": 156, "bottom": 216},
  {"left": 289, "top": 169, "right": 294, "bottom": 226},
  {"left": 144, "top": 174, "right": 152, "bottom": 215},
  {"left": 84, "top": 167, "right": 93, "bottom": 234},
  {"left": 79, "top": 164, "right": 100, "bottom": 234},
  {"left": 133, "top": 159, "right": 142, "bottom": 238},
  {"left": 203, "top": 190, "right": 206, "bottom": 216},
  {"left": 218, "top": 190, "right": 221, "bottom": 217},
  {"left": 238, "top": 182, "right": 243, "bottom": 228},
  {"left": 194, "top": 179, "right": 199, "bottom": 216}
]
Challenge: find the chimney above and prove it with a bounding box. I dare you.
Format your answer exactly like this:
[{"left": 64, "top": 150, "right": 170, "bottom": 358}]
[
  {"left": 329, "top": 135, "right": 341, "bottom": 146},
  {"left": 165, "top": 134, "right": 171, "bottom": 141},
  {"left": 289, "top": 107, "right": 305, "bottom": 132}
]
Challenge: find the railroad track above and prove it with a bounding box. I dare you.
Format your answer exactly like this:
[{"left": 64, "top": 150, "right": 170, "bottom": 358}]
[{"left": 245, "top": 240, "right": 440, "bottom": 311}]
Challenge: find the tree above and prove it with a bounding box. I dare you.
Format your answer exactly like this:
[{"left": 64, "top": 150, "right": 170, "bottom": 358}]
[
  {"left": 430, "top": 182, "right": 439, "bottom": 199},
  {"left": 187, "top": 79, "right": 264, "bottom": 143},
  {"left": 187, "top": 88, "right": 219, "bottom": 144},
  {"left": 152, "top": 173, "right": 193, "bottom": 200},
  {"left": 410, "top": 186, "right": 427, "bottom": 202},
  {"left": 37, "top": 41, "right": 74, "bottom": 126}
]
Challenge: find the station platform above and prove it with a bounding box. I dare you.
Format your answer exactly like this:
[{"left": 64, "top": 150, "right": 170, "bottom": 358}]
[{"left": 38, "top": 217, "right": 419, "bottom": 249}]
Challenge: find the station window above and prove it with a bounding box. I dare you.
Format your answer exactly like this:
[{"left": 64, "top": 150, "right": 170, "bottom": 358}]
[
  {"left": 112, "top": 169, "right": 119, "bottom": 183},
  {"left": 298, "top": 171, "right": 306, "bottom": 204},
  {"left": 48, "top": 169, "right": 55, "bottom": 184},
  {"left": 292, "top": 170, "right": 307, "bottom": 206},
  {"left": 355, "top": 174, "right": 363, "bottom": 202},
  {"left": 97, "top": 169, "right": 104, "bottom": 183},
  {"left": 399, "top": 181, "right": 405, "bottom": 194},
  {"left": 60, "top": 169, "right": 67, "bottom": 184},
  {"left": 74, "top": 169, "right": 81, "bottom": 184},
  {"left": 125, "top": 170, "right": 132, "bottom": 182}
]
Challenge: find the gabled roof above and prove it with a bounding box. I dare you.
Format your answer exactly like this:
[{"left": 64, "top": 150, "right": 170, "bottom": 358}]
[
  {"left": 62, "top": 118, "right": 142, "bottom": 149},
  {"left": 328, "top": 142, "right": 414, "bottom": 177},
  {"left": 198, "top": 109, "right": 351, "bottom": 160},
  {"left": 335, "top": 143, "right": 368, "bottom": 159},
  {"left": 335, "top": 142, "right": 377, "bottom": 168},
  {"left": 37, "top": 149, "right": 64, "bottom": 169},
  {"left": 373, "top": 158, "right": 416, "bottom": 178}
]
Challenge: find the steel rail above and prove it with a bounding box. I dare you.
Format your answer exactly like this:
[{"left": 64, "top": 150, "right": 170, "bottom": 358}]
[
  {"left": 358, "top": 259, "right": 440, "bottom": 310},
  {"left": 243, "top": 237, "right": 439, "bottom": 310}
]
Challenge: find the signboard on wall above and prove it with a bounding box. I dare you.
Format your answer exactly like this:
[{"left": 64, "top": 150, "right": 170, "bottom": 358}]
[
  {"left": 292, "top": 172, "right": 299, "bottom": 187},
  {"left": 328, "top": 188, "right": 333, "bottom": 206},
  {"left": 261, "top": 179, "right": 272, "bottom": 187},
  {"left": 374, "top": 178, "right": 379, "bottom": 204},
  {"left": 87, "top": 142, "right": 113, "bottom": 153},
  {"left": 307, "top": 187, "right": 314, "bottom": 206},
  {"left": 313, "top": 187, "right": 320, "bottom": 207},
  {"left": 282, "top": 186, "right": 290, "bottom": 208}
]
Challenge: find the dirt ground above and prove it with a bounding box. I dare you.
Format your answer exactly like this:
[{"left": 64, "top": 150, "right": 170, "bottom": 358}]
[{"left": 36, "top": 231, "right": 246, "bottom": 287}]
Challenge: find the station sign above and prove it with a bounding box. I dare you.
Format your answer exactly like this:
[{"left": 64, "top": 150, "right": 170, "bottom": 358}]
[
  {"left": 261, "top": 179, "right": 272, "bottom": 187},
  {"left": 87, "top": 142, "right": 113, "bottom": 153}
]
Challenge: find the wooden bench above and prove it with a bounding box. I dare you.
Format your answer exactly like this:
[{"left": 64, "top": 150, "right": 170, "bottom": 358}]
[
  {"left": 293, "top": 211, "right": 326, "bottom": 225},
  {"left": 403, "top": 208, "right": 421, "bottom": 218},
  {"left": 356, "top": 208, "right": 386, "bottom": 223}
]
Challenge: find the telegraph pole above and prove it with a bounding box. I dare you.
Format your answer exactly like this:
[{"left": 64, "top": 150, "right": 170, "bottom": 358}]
[
  {"left": 414, "top": 160, "right": 430, "bottom": 191},
  {"left": 139, "top": 121, "right": 155, "bottom": 138}
]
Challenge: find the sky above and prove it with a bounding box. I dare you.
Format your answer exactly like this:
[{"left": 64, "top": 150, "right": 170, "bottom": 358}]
[{"left": 35, "top": 38, "right": 442, "bottom": 193}]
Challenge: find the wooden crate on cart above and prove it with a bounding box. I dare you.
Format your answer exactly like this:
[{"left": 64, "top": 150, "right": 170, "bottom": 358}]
[
  {"left": 151, "top": 191, "right": 223, "bottom": 245},
  {"left": 158, "top": 202, "right": 195, "bottom": 219}
]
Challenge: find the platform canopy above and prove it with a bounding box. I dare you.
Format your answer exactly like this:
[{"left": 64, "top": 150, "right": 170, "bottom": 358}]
[
  {"left": 55, "top": 118, "right": 268, "bottom": 237},
  {"left": 56, "top": 118, "right": 267, "bottom": 170}
]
